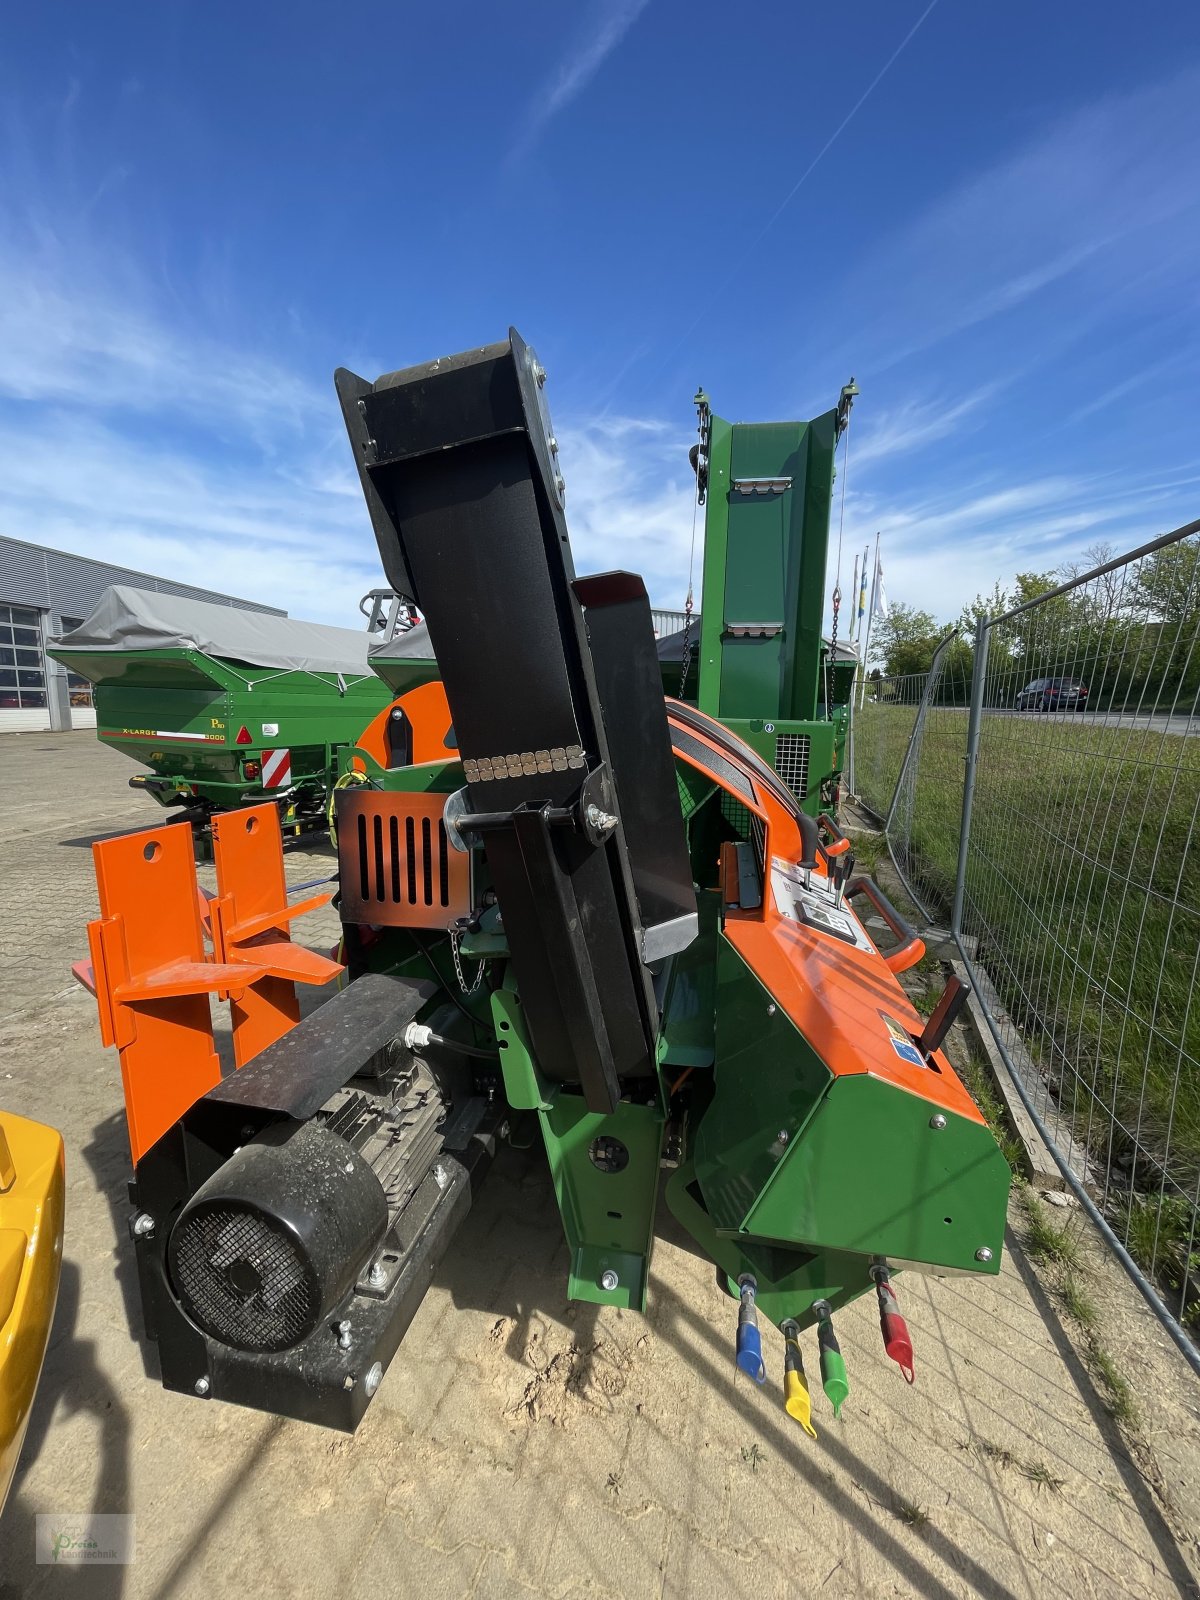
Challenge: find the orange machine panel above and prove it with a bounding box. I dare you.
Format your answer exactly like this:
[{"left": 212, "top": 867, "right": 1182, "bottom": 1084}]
[
  {"left": 86, "top": 824, "right": 245, "bottom": 1163},
  {"left": 337, "top": 789, "right": 471, "bottom": 929},
  {"left": 352, "top": 680, "right": 454, "bottom": 772},
  {"left": 210, "top": 805, "right": 342, "bottom": 1065},
  {"left": 665, "top": 703, "right": 983, "bottom": 1126}
]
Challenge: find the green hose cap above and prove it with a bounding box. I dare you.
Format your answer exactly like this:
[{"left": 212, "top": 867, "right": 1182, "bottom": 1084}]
[{"left": 820, "top": 1346, "right": 850, "bottom": 1418}]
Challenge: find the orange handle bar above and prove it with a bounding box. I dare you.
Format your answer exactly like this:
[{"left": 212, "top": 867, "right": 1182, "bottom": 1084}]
[
  {"left": 817, "top": 813, "right": 851, "bottom": 857},
  {"left": 845, "top": 875, "right": 926, "bottom": 975}
]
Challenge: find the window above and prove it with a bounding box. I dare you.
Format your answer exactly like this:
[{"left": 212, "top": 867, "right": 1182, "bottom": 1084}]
[
  {"left": 0, "top": 604, "right": 47, "bottom": 710},
  {"left": 58, "top": 616, "right": 93, "bottom": 708}
]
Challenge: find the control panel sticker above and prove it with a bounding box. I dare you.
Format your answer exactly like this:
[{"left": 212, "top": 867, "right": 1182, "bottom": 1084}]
[
  {"left": 770, "top": 857, "right": 874, "bottom": 951},
  {"left": 880, "top": 1010, "right": 927, "bottom": 1068}
]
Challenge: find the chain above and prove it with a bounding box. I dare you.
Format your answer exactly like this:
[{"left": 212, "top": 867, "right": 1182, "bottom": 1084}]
[
  {"left": 449, "top": 922, "right": 487, "bottom": 996},
  {"left": 678, "top": 592, "right": 694, "bottom": 697},
  {"left": 678, "top": 391, "right": 709, "bottom": 699}
]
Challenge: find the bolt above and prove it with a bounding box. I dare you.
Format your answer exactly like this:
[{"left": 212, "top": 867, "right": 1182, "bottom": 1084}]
[
  {"left": 600, "top": 1269, "right": 619, "bottom": 1292},
  {"left": 433, "top": 1162, "right": 449, "bottom": 1188},
  {"left": 777, "top": 1129, "right": 789, "bottom": 1144},
  {"left": 132, "top": 1212, "right": 155, "bottom": 1238},
  {"left": 364, "top": 1362, "right": 383, "bottom": 1398},
  {"left": 585, "top": 804, "right": 618, "bottom": 835},
  {"left": 368, "top": 1261, "right": 386, "bottom": 1288},
  {"left": 767, "top": 1003, "right": 776, "bottom": 1016},
  {"left": 498, "top": 1121, "right": 511, "bottom": 1140},
  {"left": 194, "top": 1377, "right": 210, "bottom": 1396},
  {"left": 532, "top": 360, "right": 547, "bottom": 387},
  {"left": 338, "top": 1319, "right": 353, "bottom": 1350},
  {"left": 975, "top": 1247, "right": 993, "bottom": 1263},
  {"left": 929, "top": 1114, "right": 947, "bottom": 1130}
]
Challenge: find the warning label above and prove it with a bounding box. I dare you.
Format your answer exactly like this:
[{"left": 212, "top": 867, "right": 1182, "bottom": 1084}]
[{"left": 879, "top": 1011, "right": 927, "bottom": 1068}]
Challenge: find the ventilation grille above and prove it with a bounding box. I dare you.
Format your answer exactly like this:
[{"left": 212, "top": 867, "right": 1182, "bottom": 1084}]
[
  {"left": 356, "top": 811, "right": 451, "bottom": 910},
  {"left": 773, "top": 734, "right": 811, "bottom": 799},
  {"left": 336, "top": 790, "right": 471, "bottom": 928},
  {"left": 172, "top": 1205, "right": 317, "bottom": 1353}
]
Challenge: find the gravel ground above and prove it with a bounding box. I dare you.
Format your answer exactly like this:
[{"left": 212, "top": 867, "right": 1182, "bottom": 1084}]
[{"left": 1, "top": 732, "right": 1197, "bottom": 1599}]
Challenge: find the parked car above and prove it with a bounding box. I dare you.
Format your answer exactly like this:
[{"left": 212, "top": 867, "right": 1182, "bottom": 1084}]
[{"left": 1015, "top": 677, "right": 1089, "bottom": 712}]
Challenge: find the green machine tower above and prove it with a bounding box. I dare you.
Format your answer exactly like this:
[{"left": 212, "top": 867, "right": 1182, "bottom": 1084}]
[{"left": 689, "top": 383, "right": 857, "bottom": 815}]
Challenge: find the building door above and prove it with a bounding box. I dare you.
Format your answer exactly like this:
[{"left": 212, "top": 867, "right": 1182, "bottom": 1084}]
[
  {"left": 57, "top": 616, "right": 96, "bottom": 728},
  {"left": 0, "top": 603, "right": 51, "bottom": 732}
]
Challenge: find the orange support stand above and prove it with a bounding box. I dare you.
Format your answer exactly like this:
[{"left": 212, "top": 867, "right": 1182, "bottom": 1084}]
[
  {"left": 78, "top": 808, "right": 344, "bottom": 1163},
  {"left": 209, "top": 805, "right": 342, "bottom": 1066},
  {"left": 83, "top": 824, "right": 253, "bottom": 1163}
]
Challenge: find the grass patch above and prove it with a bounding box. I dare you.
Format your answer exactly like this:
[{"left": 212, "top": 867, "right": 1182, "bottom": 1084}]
[
  {"left": 740, "top": 1443, "right": 765, "bottom": 1473},
  {"left": 1089, "top": 1344, "right": 1139, "bottom": 1427},
  {"left": 1021, "top": 1460, "right": 1066, "bottom": 1493},
  {"left": 959, "top": 1436, "right": 1065, "bottom": 1492},
  {"left": 893, "top": 1496, "right": 930, "bottom": 1528},
  {"left": 848, "top": 828, "right": 886, "bottom": 874},
  {"left": 1060, "top": 1272, "right": 1097, "bottom": 1328},
  {"left": 1022, "top": 1192, "right": 1081, "bottom": 1268},
  {"left": 910, "top": 984, "right": 939, "bottom": 1018}
]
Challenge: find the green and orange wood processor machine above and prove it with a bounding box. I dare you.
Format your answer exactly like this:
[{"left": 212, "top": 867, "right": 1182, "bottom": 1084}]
[{"left": 74, "top": 331, "right": 1010, "bottom": 1435}]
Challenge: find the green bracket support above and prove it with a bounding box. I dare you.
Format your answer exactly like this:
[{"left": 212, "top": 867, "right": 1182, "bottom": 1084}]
[
  {"left": 491, "top": 978, "right": 665, "bottom": 1310},
  {"left": 665, "top": 1157, "right": 875, "bottom": 1331}
]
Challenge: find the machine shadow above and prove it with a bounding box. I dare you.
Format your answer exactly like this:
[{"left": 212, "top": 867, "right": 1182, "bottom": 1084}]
[
  {"left": 0, "top": 1262, "right": 133, "bottom": 1600},
  {"left": 81, "top": 1108, "right": 161, "bottom": 1382},
  {"left": 431, "top": 1143, "right": 1193, "bottom": 1598},
  {"left": 1003, "top": 1227, "right": 1193, "bottom": 1592}
]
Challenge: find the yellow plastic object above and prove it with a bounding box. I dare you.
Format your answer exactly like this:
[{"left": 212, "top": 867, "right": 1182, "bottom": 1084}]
[
  {"left": 0, "top": 1112, "right": 65, "bottom": 1511},
  {"left": 782, "top": 1322, "right": 818, "bottom": 1439},
  {"left": 784, "top": 1369, "right": 818, "bottom": 1438}
]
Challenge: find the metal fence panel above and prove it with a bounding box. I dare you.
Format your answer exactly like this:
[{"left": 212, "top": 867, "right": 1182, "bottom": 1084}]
[
  {"left": 884, "top": 629, "right": 970, "bottom": 921},
  {"left": 852, "top": 519, "right": 1200, "bottom": 1367}
]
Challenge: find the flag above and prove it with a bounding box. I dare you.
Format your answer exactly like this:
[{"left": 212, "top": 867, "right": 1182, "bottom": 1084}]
[
  {"left": 873, "top": 551, "right": 889, "bottom": 618},
  {"left": 858, "top": 547, "right": 869, "bottom": 624}
]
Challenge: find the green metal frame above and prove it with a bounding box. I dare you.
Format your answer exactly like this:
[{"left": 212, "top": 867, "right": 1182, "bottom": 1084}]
[
  {"left": 691, "top": 400, "right": 849, "bottom": 814},
  {"left": 491, "top": 975, "right": 665, "bottom": 1312}
]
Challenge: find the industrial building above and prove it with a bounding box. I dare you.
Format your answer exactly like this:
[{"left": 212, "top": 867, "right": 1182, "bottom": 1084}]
[{"left": 0, "top": 536, "right": 284, "bottom": 734}]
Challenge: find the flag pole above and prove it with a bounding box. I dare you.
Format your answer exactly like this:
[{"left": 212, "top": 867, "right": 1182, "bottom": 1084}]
[
  {"left": 847, "top": 553, "right": 860, "bottom": 645},
  {"left": 859, "top": 532, "right": 881, "bottom": 709}
]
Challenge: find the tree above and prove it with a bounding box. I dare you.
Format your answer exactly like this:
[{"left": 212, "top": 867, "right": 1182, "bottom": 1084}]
[
  {"left": 1134, "top": 538, "right": 1200, "bottom": 626},
  {"left": 957, "top": 580, "right": 1011, "bottom": 636},
  {"left": 869, "top": 603, "right": 940, "bottom": 677}
]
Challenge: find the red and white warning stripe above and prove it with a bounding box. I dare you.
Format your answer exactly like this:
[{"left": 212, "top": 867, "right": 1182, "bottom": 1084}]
[{"left": 261, "top": 748, "right": 292, "bottom": 789}]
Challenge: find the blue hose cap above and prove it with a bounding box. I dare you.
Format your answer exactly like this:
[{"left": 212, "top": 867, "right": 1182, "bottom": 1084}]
[{"left": 736, "top": 1322, "right": 766, "bottom": 1382}]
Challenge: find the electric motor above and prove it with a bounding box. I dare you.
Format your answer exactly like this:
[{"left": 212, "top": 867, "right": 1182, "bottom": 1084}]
[{"left": 168, "top": 1120, "right": 388, "bottom": 1355}]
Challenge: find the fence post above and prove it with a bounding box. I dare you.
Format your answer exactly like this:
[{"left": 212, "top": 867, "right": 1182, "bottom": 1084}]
[{"left": 951, "top": 614, "right": 989, "bottom": 939}]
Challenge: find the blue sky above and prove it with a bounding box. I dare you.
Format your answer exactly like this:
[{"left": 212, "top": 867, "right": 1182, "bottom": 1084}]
[{"left": 1, "top": 1, "right": 1197, "bottom": 634}]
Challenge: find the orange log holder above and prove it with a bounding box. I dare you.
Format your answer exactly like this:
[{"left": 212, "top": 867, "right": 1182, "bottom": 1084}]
[
  {"left": 74, "top": 806, "right": 342, "bottom": 1162},
  {"left": 209, "top": 806, "right": 341, "bottom": 1066}
]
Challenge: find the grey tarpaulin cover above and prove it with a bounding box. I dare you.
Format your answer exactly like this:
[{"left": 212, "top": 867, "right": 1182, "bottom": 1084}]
[
  {"left": 367, "top": 624, "right": 437, "bottom": 666},
  {"left": 51, "top": 585, "right": 412, "bottom": 677}
]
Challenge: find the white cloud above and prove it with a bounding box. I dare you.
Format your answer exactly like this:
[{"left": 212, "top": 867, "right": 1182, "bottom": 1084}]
[
  {"left": 556, "top": 412, "right": 698, "bottom": 609},
  {"left": 508, "top": 0, "right": 651, "bottom": 163},
  {"left": 850, "top": 383, "right": 1000, "bottom": 467},
  {"left": 839, "top": 67, "right": 1200, "bottom": 373},
  {"left": 837, "top": 461, "right": 1200, "bottom": 627}
]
